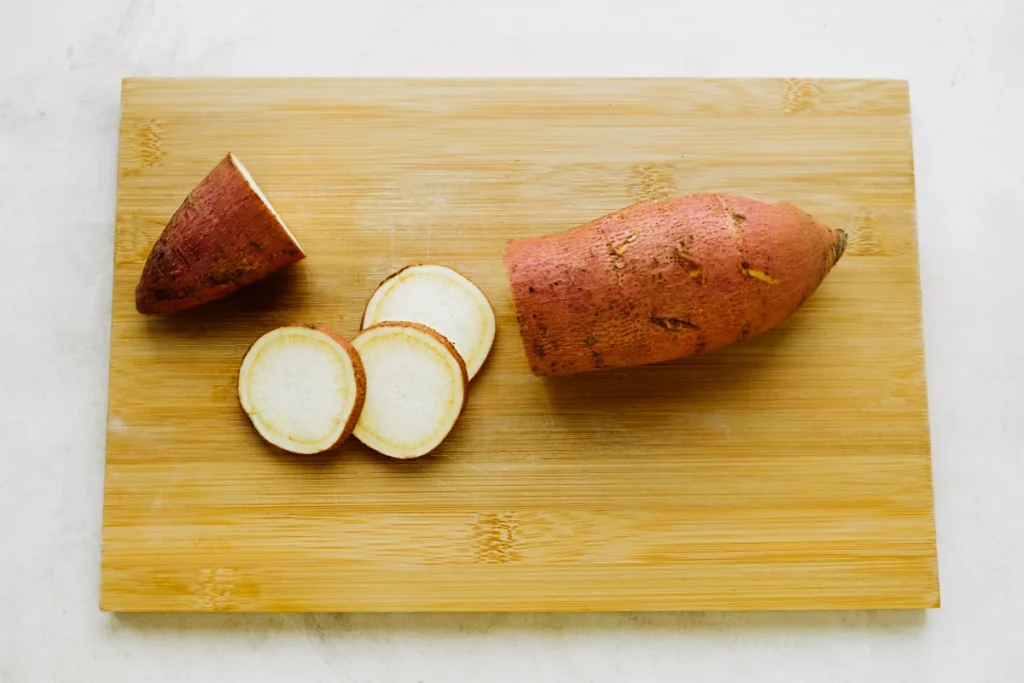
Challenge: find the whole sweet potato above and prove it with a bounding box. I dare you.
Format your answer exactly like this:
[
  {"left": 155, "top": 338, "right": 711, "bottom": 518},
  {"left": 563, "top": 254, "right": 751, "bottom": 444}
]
[
  {"left": 503, "top": 193, "right": 846, "bottom": 376},
  {"left": 135, "top": 154, "right": 305, "bottom": 314}
]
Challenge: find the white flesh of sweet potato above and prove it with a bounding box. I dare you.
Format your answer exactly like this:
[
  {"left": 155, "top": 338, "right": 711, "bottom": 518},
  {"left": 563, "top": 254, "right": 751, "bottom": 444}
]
[
  {"left": 238, "top": 325, "right": 365, "bottom": 454},
  {"left": 352, "top": 322, "right": 468, "bottom": 459},
  {"left": 361, "top": 265, "right": 495, "bottom": 379}
]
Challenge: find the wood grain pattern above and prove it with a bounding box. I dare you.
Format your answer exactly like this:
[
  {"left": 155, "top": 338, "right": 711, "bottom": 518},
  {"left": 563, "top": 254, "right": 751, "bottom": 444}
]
[{"left": 101, "top": 78, "right": 938, "bottom": 612}]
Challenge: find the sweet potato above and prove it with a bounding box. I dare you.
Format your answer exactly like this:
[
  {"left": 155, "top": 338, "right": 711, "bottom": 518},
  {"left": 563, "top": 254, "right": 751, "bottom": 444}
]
[
  {"left": 503, "top": 193, "right": 847, "bottom": 375},
  {"left": 352, "top": 322, "right": 468, "bottom": 459},
  {"left": 135, "top": 153, "right": 304, "bottom": 314},
  {"left": 238, "top": 325, "right": 365, "bottom": 454},
  {"left": 361, "top": 264, "right": 496, "bottom": 379}
]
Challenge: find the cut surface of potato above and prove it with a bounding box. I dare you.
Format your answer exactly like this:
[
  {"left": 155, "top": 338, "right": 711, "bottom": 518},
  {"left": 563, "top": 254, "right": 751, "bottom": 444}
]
[
  {"left": 238, "top": 325, "right": 365, "bottom": 454},
  {"left": 361, "top": 265, "right": 495, "bottom": 379},
  {"left": 352, "top": 322, "right": 468, "bottom": 460}
]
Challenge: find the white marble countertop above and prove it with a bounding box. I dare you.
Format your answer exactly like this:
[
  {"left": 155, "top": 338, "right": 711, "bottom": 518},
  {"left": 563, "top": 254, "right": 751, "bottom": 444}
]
[{"left": 2, "top": 0, "right": 1022, "bottom": 680}]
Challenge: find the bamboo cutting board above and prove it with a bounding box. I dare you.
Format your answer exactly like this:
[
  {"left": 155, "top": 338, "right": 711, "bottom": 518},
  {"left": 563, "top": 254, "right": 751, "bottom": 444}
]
[{"left": 102, "top": 78, "right": 938, "bottom": 611}]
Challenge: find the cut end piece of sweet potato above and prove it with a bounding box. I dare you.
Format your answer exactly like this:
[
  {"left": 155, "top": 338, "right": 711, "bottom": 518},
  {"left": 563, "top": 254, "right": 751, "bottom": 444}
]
[
  {"left": 352, "top": 322, "right": 468, "bottom": 460},
  {"left": 361, "top": 265, "right": 496, "bottom": 379},
  {"left": 135, "top": 153, "right": 305, "bottom": 315},
  {"left": 238, "top": 325, "right": 365, "bottom": 455}
]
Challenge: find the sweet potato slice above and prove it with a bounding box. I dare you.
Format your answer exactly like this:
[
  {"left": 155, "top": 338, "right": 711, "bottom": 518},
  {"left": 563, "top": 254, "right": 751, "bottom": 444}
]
[
  {"left": 352, "top": 322, "right": 468, "bottom": 459},
  {"left": 238, "top": 325, "right": 365, "bottom": 454},
  {"left": 135, "top": 153, "right": 305, "bottom": 314},
  {"left": 503, "top": 193, "right": 847, "bottom": 375},
  {"left": 361, "top": 265, "right": 496, "bottom": 379}
]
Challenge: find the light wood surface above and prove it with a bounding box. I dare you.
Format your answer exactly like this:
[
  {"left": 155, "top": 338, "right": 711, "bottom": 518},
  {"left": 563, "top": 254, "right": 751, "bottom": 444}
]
[{"left": 101, "top": 78, "right": 937, "bottom": 612}]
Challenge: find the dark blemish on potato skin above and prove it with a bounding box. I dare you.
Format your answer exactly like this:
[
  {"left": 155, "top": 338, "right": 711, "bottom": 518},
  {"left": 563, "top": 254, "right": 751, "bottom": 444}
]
[
  {"left": 650, "top": 316, "right": 701, "bottom": 331},
  {"left": 528, "top": 286, "right": 535, "bottom": 293},
  {"left": 584, "top": 335, "right": 596, "bottom": 347},
  {"left": 739, "top": 323, "right": 752, "bottom": 341},
  {"left": 672, "top": 246, "right": 706, "bottom": 284},
  {"left": 532, "top": 340, "right": 546, "bottom": 359},
  {"left": 732, "top": 212, "right": 746, "bottom": 223},
  {"left": 732, "top": 212, "right": 746, "bottom": 242},
  {"left": 671, "top": 246, "right": 699, "bottom": 269},
  {"left": 153, "top": 288, "right": 180, "bottom": 302},
  {"left": 200, "top": 263, "right": 254, "bottom": 287}
]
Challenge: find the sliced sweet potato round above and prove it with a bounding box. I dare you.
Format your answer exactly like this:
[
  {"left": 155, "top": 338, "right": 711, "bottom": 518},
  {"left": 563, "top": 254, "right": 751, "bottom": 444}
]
[
  {"left": 352, "top": 322, "right": 468, "bottom": 460},
  {"left": 238, "top": 325, "right": 365, "bottom": 454},
  {"left": 361, "top": 265, "right": 495, "bottom": 379}
]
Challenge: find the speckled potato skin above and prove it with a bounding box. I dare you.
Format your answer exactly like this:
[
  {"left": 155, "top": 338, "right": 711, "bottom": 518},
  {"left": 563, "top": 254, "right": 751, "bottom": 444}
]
[
  {"left": 503, "top": 193, "right": 847, "bottom": 376},
  {"left": 135, "top": 154, "right": 305, "bottom": 314}
]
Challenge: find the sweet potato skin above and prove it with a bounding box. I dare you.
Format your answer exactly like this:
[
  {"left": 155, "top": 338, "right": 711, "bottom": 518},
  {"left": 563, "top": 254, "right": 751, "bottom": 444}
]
[
  {"left": 503, "top": 193, "right": 847, "bottom": 376},
  {"left": 135, "top": 154, "right": 304, "bottom": 314}
]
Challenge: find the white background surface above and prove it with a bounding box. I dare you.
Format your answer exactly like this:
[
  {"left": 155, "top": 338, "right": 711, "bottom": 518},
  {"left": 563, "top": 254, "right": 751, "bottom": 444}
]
[{"left": 1, "top": 0, "right": 1022, "bottom": 680}]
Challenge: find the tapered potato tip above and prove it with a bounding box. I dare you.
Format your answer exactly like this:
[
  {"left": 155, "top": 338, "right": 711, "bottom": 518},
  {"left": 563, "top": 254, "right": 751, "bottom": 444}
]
[
  {"left": 135, "top": 153, "right": 305, "bottom": 314},
  {"left": 238, "top": 325, "right": 366, "bottom": 455},
  {"left": 352, "top": 322, "right": 468, "bottom": 460},
  {"left": 361, "top": 264, "right": 496, "bottom": 379}
]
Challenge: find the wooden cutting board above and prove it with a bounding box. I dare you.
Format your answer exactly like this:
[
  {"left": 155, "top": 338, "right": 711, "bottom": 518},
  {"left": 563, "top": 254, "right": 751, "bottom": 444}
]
[{"left": 101, "top": 78, "right": 938, "bottom": 611}]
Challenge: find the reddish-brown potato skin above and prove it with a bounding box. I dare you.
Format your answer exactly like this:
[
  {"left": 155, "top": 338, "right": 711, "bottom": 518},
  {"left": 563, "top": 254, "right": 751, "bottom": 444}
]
[
  {"left": 503, "top": 193, "right": 847, "bottom": 376},
  {"left": 135, "top": 154, "right": 305, "bottom": 314}
]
